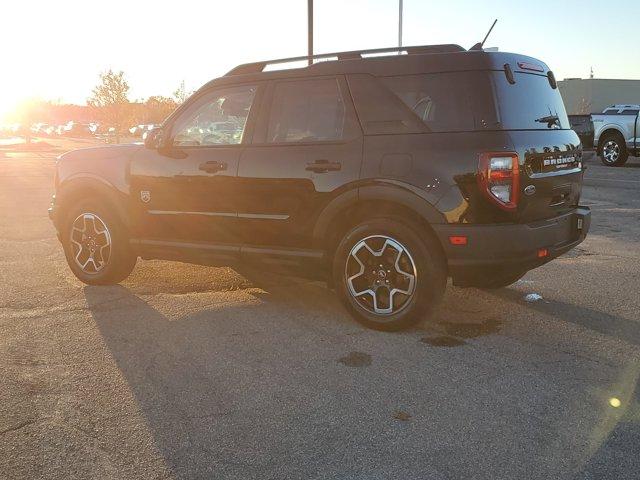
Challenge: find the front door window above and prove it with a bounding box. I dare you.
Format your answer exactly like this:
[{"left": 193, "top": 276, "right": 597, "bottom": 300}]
[{"left": 172, "top": 85, "right": 257, "bottom": 146}]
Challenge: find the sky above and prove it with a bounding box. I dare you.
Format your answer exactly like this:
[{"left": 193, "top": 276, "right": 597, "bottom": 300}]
[{"left": 1, "top": 0, "right": 639, "bottom": 117}]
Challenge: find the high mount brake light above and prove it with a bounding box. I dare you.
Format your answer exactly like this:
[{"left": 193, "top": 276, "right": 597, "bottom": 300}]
[
  {"left": 477, "top": 153, "right": 520, "bottom": 211},
  {"left": 517, "top": 61, "right": 544, "bottom": 72}
]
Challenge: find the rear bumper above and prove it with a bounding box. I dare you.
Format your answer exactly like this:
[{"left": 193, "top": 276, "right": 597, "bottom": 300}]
[{"left": 433, "top": 206, "right": 591, "bottom": 277}]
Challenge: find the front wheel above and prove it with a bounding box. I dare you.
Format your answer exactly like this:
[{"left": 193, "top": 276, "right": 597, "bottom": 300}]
[
  {"left": 61, "top": 200, "right": 137, "bottom": 285},
  {"left": 333, "top": 219, "right": 446, "bottom": 331}
]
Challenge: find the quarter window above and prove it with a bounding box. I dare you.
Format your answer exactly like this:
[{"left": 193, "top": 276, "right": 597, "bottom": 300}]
[
  {"left": 381, "top": 73, "right": 479, "bottom": 132},
  {"left": 172, "top": 85, "right": 256, "bottom": 146},
  {"left": 267, "top": 78, "right": 345, "bottom": 143}
]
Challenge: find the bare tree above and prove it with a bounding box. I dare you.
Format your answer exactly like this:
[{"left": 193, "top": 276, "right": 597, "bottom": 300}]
[{"left": 87, "top": 70, "right": 131, "bottom": 142}]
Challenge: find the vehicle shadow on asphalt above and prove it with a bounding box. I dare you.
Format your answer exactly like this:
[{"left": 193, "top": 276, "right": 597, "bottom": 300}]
[
  {"left": 487, "top": 288, "right": 640, "bottom": 347},
  {"left": 83, "top": 283, "right": 298, "bottom": 477},
  {"left": 123, "top": 260, "right": 510, "bottom": 343},
  {"left": 82, "top": 282, "right": 509, "bottom": 477},
  {"left": 85, "top": 280, "right": 428, "bottom": 477}
]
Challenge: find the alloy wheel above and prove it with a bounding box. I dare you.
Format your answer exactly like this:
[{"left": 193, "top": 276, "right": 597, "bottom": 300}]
[
  {"left": 603, "top": 140, "right": 620, "bottom": 163},
  {"left": 69, "top": 213, "right": 112, "bottom": 274},
  {"left": 345, "top": 235, "right": 417, "bottom": 316}
]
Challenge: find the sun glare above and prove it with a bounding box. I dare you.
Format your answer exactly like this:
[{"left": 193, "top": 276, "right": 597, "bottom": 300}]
[{"left": 0, "top": 99, "right": 18, "bottom": 123}]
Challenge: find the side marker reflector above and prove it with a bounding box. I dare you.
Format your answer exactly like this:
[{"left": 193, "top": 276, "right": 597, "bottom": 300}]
[
  {"left": 537, "top": 248, "right": 549, "bottom": 258},
  {"left": 449, "top": 236, "right": 468, "bottom": 246}
]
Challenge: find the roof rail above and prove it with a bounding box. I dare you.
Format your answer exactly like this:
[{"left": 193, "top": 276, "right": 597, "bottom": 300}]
[{"left": 225, "top": 44, "right": 465, "bottom": 76}]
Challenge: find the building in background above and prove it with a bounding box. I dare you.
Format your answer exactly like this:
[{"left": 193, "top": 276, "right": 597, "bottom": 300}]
[{"left": 559, "top": 78, "right": 640, "bottom": 114}]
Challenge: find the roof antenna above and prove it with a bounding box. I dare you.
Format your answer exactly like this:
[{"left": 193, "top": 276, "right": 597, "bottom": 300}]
[{"left": 470, "top": 19, "right": 497, "bottom": 51}]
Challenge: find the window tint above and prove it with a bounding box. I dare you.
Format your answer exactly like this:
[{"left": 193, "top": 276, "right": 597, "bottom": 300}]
[
  {"left": 622, "top": 109, "right": 639, "bottom": 115},
  {"left": 173, "top": 85, "right": 256, "bottom": 146},
  {"left": 491, "top": 72, "right": 570, "bottom": 129},
  {"left": 267, "top": 78, "right": 345, "bottom": 142},
  {"left": 381, "top": 72, "right": 493, "bottom": 132}
]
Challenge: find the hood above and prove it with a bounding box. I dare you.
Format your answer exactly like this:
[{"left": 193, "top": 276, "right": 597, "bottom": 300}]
[
  {"left": 56, "top": 143, "right": 144, "bottom": 193},
  {"left": 58, "top": 143, "right": 143, "bottom": 163}
]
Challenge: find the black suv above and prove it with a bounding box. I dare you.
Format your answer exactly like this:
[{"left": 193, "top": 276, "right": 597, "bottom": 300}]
[{"left": 49, "top": 44, "right": 591, "bottom": 331}]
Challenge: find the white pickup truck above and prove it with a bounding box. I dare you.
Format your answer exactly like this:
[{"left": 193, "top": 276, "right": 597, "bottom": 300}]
[{"left": 592, "top": 104, "right": 640, "bottom": 166}]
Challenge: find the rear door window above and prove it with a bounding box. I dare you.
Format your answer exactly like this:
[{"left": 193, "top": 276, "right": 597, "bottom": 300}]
[
  {"left": 491, "top": 72, "right": 570, "bottom": 129},
  {"left": 266, "top": 78, "right": 345, "bottom": 142}
]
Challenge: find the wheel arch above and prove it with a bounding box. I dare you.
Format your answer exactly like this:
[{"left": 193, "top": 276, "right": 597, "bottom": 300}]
[
  {"left": 597, "top": 128, "right": 625, "bottom": 153},
  {"left": 314, "top": 183, "right": 447, "bottom": 268},
  {"left": 55, "top": 176, "right": 129, "bottom": 231}
]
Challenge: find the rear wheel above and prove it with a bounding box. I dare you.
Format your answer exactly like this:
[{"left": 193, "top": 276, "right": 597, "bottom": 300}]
[
  {"left": 333, "top": 218, "right": 446, "bottom": 331},
  {"left": 62, "top": 199, "right": 136, "bottom": 285},
  {"left": 600, "top": 133, "right": 628, "bottom": 166}
]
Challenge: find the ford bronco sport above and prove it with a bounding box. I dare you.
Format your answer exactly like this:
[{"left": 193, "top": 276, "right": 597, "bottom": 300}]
[{"left": 49, "top": 44, "right": 591, "bottom": 331}]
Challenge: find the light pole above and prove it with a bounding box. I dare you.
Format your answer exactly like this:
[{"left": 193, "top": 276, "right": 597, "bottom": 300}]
[
  {"left": 398, "top": 0, "right": 403, "bottom": 48},
  {"left": 308, "top": 0, "right": 313, "bottom": 65}
]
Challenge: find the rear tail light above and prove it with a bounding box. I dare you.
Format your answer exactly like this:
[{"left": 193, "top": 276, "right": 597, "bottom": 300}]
[{"left": 477, "top": 152, "right": 520, "bottom": 211}]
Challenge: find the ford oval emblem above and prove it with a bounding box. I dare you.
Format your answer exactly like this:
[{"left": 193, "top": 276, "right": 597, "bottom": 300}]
[{"left": 524, "top": 185, "right": 536, "bottom": 196}]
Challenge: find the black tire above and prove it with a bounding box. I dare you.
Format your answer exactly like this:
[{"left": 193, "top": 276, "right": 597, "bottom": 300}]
[
  {"left": 61, "top": 199, "right": 136, "bottom": 285},
  {"left": 600, "top": 133, "right": 628, "bottom": 166},
  {"left": 333, "top": 218, "right": 447, "bottom": 331},
  {"left": 469, "top": 269, "right": 526, "bottom": 289}
]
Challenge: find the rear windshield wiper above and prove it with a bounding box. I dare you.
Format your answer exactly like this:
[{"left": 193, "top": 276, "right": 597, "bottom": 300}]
[{"left": 535, "top": 114, "right": 560, "bottom": 128}]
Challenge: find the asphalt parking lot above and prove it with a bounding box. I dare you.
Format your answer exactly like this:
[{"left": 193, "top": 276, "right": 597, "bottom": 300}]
[{"left": 1, "top": 139, "right": 639, "bottom": 480}]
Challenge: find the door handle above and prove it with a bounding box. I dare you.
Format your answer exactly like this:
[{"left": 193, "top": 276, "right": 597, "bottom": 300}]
[
  {"left": 306, "top": 159, "right": 341, "bottom": 173},
  {"left": 199, "top": 161, "right": 228, "bottom": 173}
]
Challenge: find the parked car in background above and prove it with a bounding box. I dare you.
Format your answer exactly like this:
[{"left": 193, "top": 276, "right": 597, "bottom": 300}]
[
  {"left": 62, "top": 122, "right": 93, "bottom": 137},
  {"left": 31, "top": 123, "right": 51, "bottom": 136},
  {"left": 592, "top": 104, "right": 640, "bottom": 166},
  {"left": 568, "top": 115, "right": 594, "bottom": 149},
  {"left": 129, "top": 124, "right": 158, "bottom": 138}
]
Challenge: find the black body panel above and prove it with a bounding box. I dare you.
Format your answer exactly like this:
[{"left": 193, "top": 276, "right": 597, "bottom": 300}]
[
  {"left": 50, "top": 46, "right": 590, "bottom": 283},
  {"left": 234, "top": 75, "right": 363, "bottom": 248}
]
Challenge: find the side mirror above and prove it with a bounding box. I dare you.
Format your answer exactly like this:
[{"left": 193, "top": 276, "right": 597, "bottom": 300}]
[{"left": 143, "top": 127, "right": 166, "bottom": 150}]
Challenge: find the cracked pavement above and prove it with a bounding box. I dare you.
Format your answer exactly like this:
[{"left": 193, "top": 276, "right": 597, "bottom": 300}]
[{"left": 1, "top": 140, "right": 639, "bottom": 479}]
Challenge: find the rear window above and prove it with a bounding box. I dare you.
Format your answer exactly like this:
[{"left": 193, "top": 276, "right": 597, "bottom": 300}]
[
  {"left": 491, "top": 72, "right": 570, "bottom": 129},
  {"left": 621, "top": 109, "right": 639, "bottom": 115}
]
